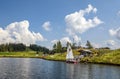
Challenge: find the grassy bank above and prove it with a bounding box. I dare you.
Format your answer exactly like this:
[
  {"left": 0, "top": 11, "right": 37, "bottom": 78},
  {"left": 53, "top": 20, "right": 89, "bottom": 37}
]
[
  {"left": 44, "top": 53, "right": 66, "bottom": 61},
  {"left": 0, "top": 49, "right": 120, "bottom": 66},
  {"left": 81, "top": 49, "right": 120, "bottom": 65},
  {"left": 44, "top": 50, "right": 80, "bottom": 61},
  {"left": 43, "top": 49, "right": 120, "bottom": 65},
  {"left": 0, "top": 51, "right": 43, "bottom": 58}
]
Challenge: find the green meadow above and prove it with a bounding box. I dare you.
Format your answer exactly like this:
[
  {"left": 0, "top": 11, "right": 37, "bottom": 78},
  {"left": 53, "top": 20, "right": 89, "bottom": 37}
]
[
  {"left": 0, "top": 51, "right": 43, "bottom": 58},
  {"left": 79, "top": 49, "right": 120, "bottom": 65}
]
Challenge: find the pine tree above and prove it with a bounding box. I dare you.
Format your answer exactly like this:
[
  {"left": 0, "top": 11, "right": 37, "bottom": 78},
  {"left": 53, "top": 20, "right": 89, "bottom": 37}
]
[
  {"left": 66, "top": 42, "right": 70, "bottom": 47},
  {"left": 53, "top": 44, "right": 57, "bottom": 53},
  {"left": 86, "top": 40, "right": 93, "bottom": 49},
  {"left": 53, "top": 44, "right": 57, "bottom": 49},
  {"left": 57, "top": 41, "right": 62, "bottom": 53}
]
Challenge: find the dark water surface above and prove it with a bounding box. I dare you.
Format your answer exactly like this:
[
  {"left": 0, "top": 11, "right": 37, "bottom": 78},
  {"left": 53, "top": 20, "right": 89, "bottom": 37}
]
[{"left": 0, "top": 58, "right": 120, "bottom": 79}]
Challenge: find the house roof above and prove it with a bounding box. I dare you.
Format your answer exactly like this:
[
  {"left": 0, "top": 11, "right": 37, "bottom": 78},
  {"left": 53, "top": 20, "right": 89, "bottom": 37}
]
[
  {"left": 83, "top": 50, "right": 92, "bottom": 53},
  {"left": 78, "top": 49, "right": 92, "bottom": 53}
]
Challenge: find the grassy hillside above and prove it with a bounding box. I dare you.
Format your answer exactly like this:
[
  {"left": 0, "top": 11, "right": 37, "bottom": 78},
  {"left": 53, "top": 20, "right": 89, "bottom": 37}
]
[
  {"left": 81, "top": 49, "right": 120, "bottom": 65},
  {"left": 44, "top": 48, "right": 120, "bottom": 65}
]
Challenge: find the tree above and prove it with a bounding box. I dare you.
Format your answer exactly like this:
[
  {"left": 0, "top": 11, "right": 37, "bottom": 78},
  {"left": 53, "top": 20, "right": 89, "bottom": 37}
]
[
  {"left": 86, "top": 40, "right": 93, "bottom": 49},
  {"left": 66, "top": 42, "right": 72, "bottom": 48},
  {"left": 0, "top": 44, "right": 6, "bottom": 52},
  {"left": 66, "top": 42, "right": 70, "bottom": 47},
  {"left": 8, "top": 43, "right": 14, "bottom": 52},
  {"left": 15, "top": 43, "right": 26, "bottom": 51},
  {"left": 0, "top": 43, "right": 49, "bottom": 53},
  {"left": 29, "top": 44, "right": 49, "bottom": 54},
  {"left": 29, "top": 44, "right": 39, "bottom": 51},
  {"left": 8, "top": 43, "right": 26, "bottom": 52},
  {"left": 72, "top": 42, "right": 76, "bottom": 49},
  {"left": 56, "top": 41, "right": 62, "bottom": 53},
  {"left": 53, "top": 44, "right": 56, "bottom": 50},
  {"left": 53, "top": 44, "right": 57, "bottom": 53}
]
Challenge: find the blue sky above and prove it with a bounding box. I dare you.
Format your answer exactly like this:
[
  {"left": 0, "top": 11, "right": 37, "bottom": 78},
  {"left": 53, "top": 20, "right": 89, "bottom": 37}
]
[{"left": 0, "top": 0, "right": 120, "bottom": 49}]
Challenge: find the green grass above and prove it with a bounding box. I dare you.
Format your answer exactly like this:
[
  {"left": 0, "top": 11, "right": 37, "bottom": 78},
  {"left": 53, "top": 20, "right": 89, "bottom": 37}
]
[
  {"left": 81, "top": 49, "right": 120, "bottom": 65},
  {"left": 45, "top": 53, "right": 66, "bottom": 61},
  {"left": 44, "top": 50, "right": 80, "bottom": 61},
  {"left": 0, "top": 51, "right": 43, "bottom": 58}
]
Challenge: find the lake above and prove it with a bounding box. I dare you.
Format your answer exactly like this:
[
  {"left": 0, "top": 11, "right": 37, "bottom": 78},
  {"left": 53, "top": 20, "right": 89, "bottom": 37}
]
[{"left": 0, "top": 58, "right": 119, "bottom": 79}]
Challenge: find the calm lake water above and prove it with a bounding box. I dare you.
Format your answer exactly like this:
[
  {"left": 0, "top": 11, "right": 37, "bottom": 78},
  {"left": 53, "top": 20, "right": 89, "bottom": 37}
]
[{"left": 0, "top": 58, "right": 120, "bottom": 79}]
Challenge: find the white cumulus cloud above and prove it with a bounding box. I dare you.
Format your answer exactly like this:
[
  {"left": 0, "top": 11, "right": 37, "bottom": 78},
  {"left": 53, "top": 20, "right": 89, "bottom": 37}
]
[
  {"left": 51, "top": 39, "right": 58, "bottom": 44},
  {"left": 105, "top": 40, "right": 116, "bottom": 46},
  {"left": 104, "top": 40, "right": 120, "bottom": 49},
  {"left": 60, "top": 37, "right": 72, "bottom": 45},
  {"left": 93, "top": 43, "right": 101, "bottom": 48},
  {"left": 0, "top": 20, "right": 45, "bottom": 46},
  {"left": 109, "top": 27, "right": 120, "bottom": 40},
  {"left": 73, "top": 35, "right": 81, "bottom": 43},
  {"left": 65, "top": 4, "right": 103, "bottom": 35},
  {"left": 51, "top": 35, "right": 82, "bottom": 47},
  {"left": 51, "top": 37, "right": 72, "bottom": 46},
  {"left": 42, "top": 21, "right": 51, "bottom": 31}
]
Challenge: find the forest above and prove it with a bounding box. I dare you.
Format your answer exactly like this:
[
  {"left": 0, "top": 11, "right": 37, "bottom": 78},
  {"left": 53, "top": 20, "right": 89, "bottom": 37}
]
[{"left": 0, "top": 43, "right": 49, "bottom": 53}]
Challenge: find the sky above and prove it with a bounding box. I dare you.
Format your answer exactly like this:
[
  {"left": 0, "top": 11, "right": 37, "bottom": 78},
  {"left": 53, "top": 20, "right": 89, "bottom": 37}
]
[{"left": 0, "top": 0, "right": 120, "bottom": 49}]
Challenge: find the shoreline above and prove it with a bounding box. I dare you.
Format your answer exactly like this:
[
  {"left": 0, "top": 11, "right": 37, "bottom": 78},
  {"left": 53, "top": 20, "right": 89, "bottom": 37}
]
[
  {"left": 0, "top": 56, "right": 120, "bottom": 66},
  {"left": 0, "top": 50, "right": 120, "bottom": 66}
]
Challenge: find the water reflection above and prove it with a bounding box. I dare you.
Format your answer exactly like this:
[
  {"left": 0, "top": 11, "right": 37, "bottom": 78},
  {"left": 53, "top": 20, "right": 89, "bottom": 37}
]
[
  {"left": 90, "top": 64, "right": 120, "bottom": 79},
  {"left": 66, "top": 63, "right": 120, "bottom": 79},
  {"left": 0, "top": 58, "right": 119, "bottom": 79},
  {"left": 66, "top": 63, "right": 91, "bottom": 79}
]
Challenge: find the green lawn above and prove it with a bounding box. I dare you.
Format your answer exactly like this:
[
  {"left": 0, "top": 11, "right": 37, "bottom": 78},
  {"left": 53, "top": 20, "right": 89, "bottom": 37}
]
[
  {"left": 44, "top": 50, "right": 80, "bottom": 61},
  {"left": 0, "top": 51, "right": 43, "bottom": 58},
  {"left": 44, "top": 53, "right": 66, "bottom": 61}
]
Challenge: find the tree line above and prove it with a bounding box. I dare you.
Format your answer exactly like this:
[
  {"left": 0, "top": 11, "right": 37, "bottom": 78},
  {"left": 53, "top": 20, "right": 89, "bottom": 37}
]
[
  {"left": 52, "top": 41, "right": 81, "bottom": 53},
  {"left": 0, "top": 40, "right": 109, "bottom": 54},
  {"left": 0, "top": 43, "right": 49, "bottom": 53},
  {"left": 52, "top": 40, "right": 95, "bottom": 53}
]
